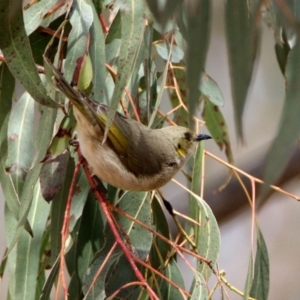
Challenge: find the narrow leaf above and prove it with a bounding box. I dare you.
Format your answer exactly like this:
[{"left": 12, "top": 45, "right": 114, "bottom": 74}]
[
  {"left": 0, "top": 0, "right": 57, "bottom": 108},
  {"left": 180, "top": 0, "right": 211, "bottom": 127},
  {"left": 250, "top": 228, "right": 269, "bottom": 300},
  {"left": 104, "top": 0, "right": 146, "bottom": 138},
  {"left": 225, "top": 0, "right": 260, "bottom": 138},
  {"left": 6, "top": 92, "right": 35, "bottom": 196},
  {"left": 88, "top": 0, "right": 109, "bottom": 104},
  {"left": 243, "top": 254, "right": 253, "bottom": 300},
  {"left": 64, "top": 0, "right": 94, "bottom": 81},
  {"left": 14, "top": 184, "right": 51, "bottom": 300},
  {"left": 262, "top": 41, "right": 300, "bottom": 198},
  {"left": 202, "top": 98, "right": 233, "bottom": 163},
  {"left": 190, "top": 271, "right": 208, "bottom": 300}
]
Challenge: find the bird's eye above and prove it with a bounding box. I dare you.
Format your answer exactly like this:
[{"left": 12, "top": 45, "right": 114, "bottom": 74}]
[
  {"left": 184, "top": 131, "right": 192, "bottom": 141},
  {"left": 177, "top": 143, "right": 181, "bottom": 149}
]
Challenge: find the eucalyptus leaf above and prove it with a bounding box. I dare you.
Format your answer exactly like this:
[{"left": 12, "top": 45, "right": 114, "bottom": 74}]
[
  {"left": 225, "top": 0, "right": 260, "bottom": 139},
  {"left": 179, "top": 0, "right": 211, "bottom": 127},
  {"left": 14, "top": 184, "right": 50, "bottom": 300},
  {"left": 190, "top": 271, "right": 208, "bottom": 300},
  {"left": 24, "top": 0, "right": 64, "bottom": 35},
  {"left": 243, "top": 254, "right": 254, "bottom": 300},
  {"left": 104, "top": 0, "right": 146, "bottom": 138},
  {"left": 6, "top": 92, "right": 35, "bottom": 196},
  {"left": 262, "top": 41, "right": 300, "bottom": 199},
  {"left": 155, "top": 42, "right": 184, "bottom": 63},
  {"left": 250, "top": 228, "right": 269, "bottom": 300},
  {"left": 64, "top": 0, "right": 94, "bottom": 81},
  {"left": 88, "top": 0, "right": 109, "bottom": 104},
  {"left": 0, "top": 0, "right": 58, "bottom": 108}
]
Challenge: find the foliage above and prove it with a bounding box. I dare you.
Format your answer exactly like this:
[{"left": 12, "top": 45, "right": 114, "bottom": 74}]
[{"left": 0, "top": 0, "right": 299, "bottom": 299}]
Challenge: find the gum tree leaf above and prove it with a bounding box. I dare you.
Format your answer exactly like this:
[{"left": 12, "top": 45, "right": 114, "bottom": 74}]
[
  {"left": 262, "top": 41, "right": 300, "bottom": 198},
  {"left": 104, "top": 0, "right": 146, "bottom": 139},
  {"left": 0, "top": 0, "right": 58, "bottom": 108},
  {"left": 250, "top": 228, "right": 269, "bottom": 300}
]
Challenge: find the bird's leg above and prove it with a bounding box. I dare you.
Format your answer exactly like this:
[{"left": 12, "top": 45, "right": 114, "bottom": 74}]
[{"left": 157, "top": 190, "right": 197, "bottom": 250}]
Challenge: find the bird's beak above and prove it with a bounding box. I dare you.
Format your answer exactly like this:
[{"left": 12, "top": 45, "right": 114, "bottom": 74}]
[{"left": 194, "top": 134, "right": 212, "bottom": 142}]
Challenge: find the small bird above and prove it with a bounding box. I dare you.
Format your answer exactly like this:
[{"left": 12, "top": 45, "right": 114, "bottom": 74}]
[{"left": 49, "top": 62, "right": 211, "bottom": 191}]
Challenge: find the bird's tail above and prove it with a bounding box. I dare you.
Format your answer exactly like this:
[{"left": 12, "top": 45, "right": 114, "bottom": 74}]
[{"left": 44, "top": 56, "right": 99, "bottom": 127}]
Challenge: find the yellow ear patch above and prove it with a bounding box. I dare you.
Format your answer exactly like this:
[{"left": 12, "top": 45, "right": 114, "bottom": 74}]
[{"left": 177, "top": 147, "right": 186, "bottom": 157}]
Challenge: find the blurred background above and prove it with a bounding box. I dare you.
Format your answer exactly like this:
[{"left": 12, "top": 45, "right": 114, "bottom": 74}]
[
  {"left": 161, "top": 1, "right": 300, "bottom": 299},
  {"left": 1, "top": 1, "right": 300, "bottom": 299}
]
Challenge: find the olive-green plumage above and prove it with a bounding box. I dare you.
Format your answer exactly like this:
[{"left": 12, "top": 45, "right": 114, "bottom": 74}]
[{"left": 49, "top": 61, "right": 211, "bottom": 191}]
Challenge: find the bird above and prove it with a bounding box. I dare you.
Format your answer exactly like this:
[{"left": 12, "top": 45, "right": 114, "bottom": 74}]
[{"left": 48, "top": 60, "right": 212, "bottom": 191}]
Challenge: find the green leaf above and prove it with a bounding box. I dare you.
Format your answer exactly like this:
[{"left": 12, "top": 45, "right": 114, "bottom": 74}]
[
  {"left": 23, "top": 0, "right": 66, "bottom": 35},
  {"left": 6, "top": 92, "right": 35, "bottom": 196},
  {"left": 202, "top": 98, "right": 233, "bottom": 163},
  {"left": 150, "top": 196, "right": 171, "bottom": 269},
  {"left": 190, "top": 271, "right": 208, "bottom": 300},
  {"left": 41, "top": 113, "right": 74, "bottom": 163},
  {"left": 40, "top": 258, "right": 60, "bottom": 300},
  {"left": 115, "top": 191, "right": 153, "bottom": 260},
  {"left": 243, "top": 254, "right": 253, "bottom": 300},
  {"left": 105, "top": 255, "right": 138, "bottom": 298},
  {"left": 83, "top": 191, "right": 152, "bottom": 298},
  {"left": 155, "top": 42, "right": 184, "bottom": 63},
  {"left": 106, "top": 10, "right": 122, "bottom": 45},
  {"left": 200, "top": 73, "right": 224, "bottom": 106},
  {"left": 158, "top": 259, "right": 185, "bottom": 300},
  {"left": 0, "top": 64, "right": 21, "bottom": 223},
  {"left": 145, "top": 0, "right": 183, "bottom": 29},
  {"left": 104, "top": 0, "right": 146, "bottom": 138},
  {"left": 82, "top": 240, "right": 122, "bottom": 300},
  {"left": 68, "top": 168, "right": 91, "bottom": 232},
  {"left": 88, "top": 0, "right": 109, "bottom": 104},
  {"left": 66, "top": 192, "right": 104, "bottom": 299},
  {"left": 6, "top": 104, "right": 56, "bottom": 253},
  {"left": 0, "top": 0, "right": 58, "bottom": 108},
  {"left": 179, "top": 0, "right": 211, "bottom": 127},
  {"left": 187, "top": 142, "right": 220, "bottom": 277},
  {"left": 262, "top": 41, "right": 300, "bottom": 198},
  {"left": 225, "top": 0, "right": 260, "bottom": 139},
  {"left": 195, "top": 195, "right": 220, "bottom": 277},
  {"left": 250, "top": 229, "right": 269, "bottom": 300},
  {"left": 14, "top": 183, "right": 51, "bottom": 300},
  {"left": 64, "top": 0, "right": 94, "bottom": 81}
]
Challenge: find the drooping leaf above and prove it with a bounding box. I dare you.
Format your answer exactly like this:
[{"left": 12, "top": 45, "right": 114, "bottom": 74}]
[
  {"left": 6, "top": 92, "right": 35, "bottom": 196},
  {"left": 250, "top": 228, "right": 270, "bottom": 300},
  {"left": 14, "top": 184, "right": 51, "bottom": 300},
  {"left": 0, "top": 0, "right": 58, "bottom": 108},
  {"left": 188, "top": 143, "right": 221, "bottom": 278},
  {"left": 225, "top": 0, "right": 261, "bottom": 139},
  {"left": 104, "top": 0, "right": 146, "bottom": 138},
  {"left": 179, "top": 0, "right": 211, "bottom": 127},
  {"left": 190, "top": 271, "right": 209, "bottom": 300},
  {"left": 262, "top": 41, "right": 300, "bottom": 199},
  {"left": 202, "top": 98, "right": 233, "bottom": 163},
  {"left": 88, "top": 0, "right": 109, "bottom": 104},
  {"left": 158, "top": 259, "right": 185, "bottom": 300},
  {"left": 243, "top": 254, "right": 254, "bottom": 300},
  {"left": 155, "top": 42, "right": 184, "bottom": 63},
  {"left": 66, "top": 192, "right": 104, "bottom": 299},
  {"left": 149, "top": 196, "right": 171, "bottom": 269},
  {"left": 145, "top": 0, "right": 183, "bottom": 30},
  {"left": 23, "top": 0, "right": 67, "bottom": 35},
  {"left": 64, "top": 0, "right": 94, "bottom": 81}
]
